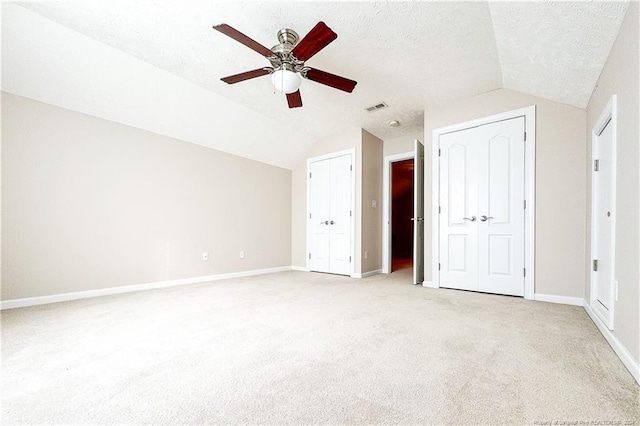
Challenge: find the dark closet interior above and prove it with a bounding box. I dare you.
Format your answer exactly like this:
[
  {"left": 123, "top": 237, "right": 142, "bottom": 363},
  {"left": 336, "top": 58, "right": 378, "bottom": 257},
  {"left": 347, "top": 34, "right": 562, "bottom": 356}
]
[{"left": 391, "top": 159, "right": 414, "bottom": 271}]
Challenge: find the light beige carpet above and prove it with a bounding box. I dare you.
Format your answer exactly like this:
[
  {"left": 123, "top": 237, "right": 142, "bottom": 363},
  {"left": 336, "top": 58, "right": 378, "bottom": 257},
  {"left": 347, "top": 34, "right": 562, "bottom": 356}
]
[{"left": 2, "top": 269, "right": 638, "bottom": 425}]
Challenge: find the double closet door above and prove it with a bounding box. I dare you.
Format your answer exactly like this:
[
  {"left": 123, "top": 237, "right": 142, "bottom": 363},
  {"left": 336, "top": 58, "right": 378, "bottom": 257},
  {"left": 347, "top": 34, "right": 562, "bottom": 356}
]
[
  {"left": 308, "top": 153, "right": 352, "bottom": 276},
  {"left": 439, "top": 117, "right": 526, "bottom": 296}
]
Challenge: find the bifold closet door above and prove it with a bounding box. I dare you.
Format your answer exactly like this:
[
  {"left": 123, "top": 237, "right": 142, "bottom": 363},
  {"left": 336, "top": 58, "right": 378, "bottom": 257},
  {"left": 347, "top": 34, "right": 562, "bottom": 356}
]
[{"left": 309, "top": 154, "right": 352, "bottom": 275}]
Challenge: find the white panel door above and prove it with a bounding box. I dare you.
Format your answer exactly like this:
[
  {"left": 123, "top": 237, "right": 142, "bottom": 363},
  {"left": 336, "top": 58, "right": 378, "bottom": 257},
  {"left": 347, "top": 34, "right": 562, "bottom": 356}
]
[
  {"left": 328, "top": 154, "right": 352, "bottom": 275},
  {"left": 439, "top": 130, "right": 480, "bottom": 291},
  {"left": 477, "top": 118, "right": 525, "bottom": 296},
  {"left": 413, "top": 139, "right": 425, "bottom": 284},
  {"left": 309, "top": 159, "right": 331, "bottom": 273},
  {"left": 439, "top": 117, "right": 525, "bottom": 296},
  {"left": 592, "top": 119, "right": 615, "bottom": 319},
  {"left": 308, "top": 154, "right": 352, "bottom": 275}
]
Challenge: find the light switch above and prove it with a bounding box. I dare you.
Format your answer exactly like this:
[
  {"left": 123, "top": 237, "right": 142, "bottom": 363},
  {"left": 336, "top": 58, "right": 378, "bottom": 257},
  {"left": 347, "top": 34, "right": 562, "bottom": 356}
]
[{"left": 371, "top": 200, "right": 377, "bottom": 208}]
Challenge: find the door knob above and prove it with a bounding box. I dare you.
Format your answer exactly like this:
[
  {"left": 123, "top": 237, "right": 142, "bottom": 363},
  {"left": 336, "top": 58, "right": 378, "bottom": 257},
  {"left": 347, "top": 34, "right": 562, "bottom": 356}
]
[
  {"left": 411, "top": 217, "right": 424, "bottom": 221},
  {"left": 321, "top": 221, "right": 329, "bottom": 225},
  {"left": 463, "top": 216, "right": 476, "bottom": 222},
  {"left": 329, "top": 220, "right": 335, "bottom": 225},
  {"left": 480, "top": 215, "right": 494, "bottom": 222}
]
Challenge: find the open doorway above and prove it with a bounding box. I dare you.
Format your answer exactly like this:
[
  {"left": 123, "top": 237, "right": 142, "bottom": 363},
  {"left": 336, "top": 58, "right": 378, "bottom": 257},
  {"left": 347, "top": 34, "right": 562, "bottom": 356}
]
[{"left": 391, "top": 159, "right": 414, "bottom": 272}]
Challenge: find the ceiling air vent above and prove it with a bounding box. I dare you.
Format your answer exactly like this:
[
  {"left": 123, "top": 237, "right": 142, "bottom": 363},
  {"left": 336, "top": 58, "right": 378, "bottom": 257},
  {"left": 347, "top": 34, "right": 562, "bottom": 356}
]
[{"left": 365, "top": 102, "right": 388, "bottom": 113}]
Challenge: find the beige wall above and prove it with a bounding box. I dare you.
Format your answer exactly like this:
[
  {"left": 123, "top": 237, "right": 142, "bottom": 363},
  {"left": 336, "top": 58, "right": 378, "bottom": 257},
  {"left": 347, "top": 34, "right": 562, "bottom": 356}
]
[
  {"left": 383, "top": 132, "right": 424, "bottom": 158},
  {"left": 361, "top": 130, "right": 383, "bottom": 273},
  {"left": 425, "top": 88, "right": 587, "bottom": 298},
  {"left": 1, "top": 93, "right": 292, "bottom": 300},
  {"left": 585, "top": 3, "right": 639, "bottom": 363}
]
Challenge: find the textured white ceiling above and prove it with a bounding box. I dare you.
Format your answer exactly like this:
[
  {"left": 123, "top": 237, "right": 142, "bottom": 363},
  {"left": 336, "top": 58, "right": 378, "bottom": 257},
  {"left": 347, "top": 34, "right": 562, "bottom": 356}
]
[
  {"left": 490, "top": 1, "right": 629, "bottom": 108},
  {"left": 14, "top": 1, "right": 503, "bottom": 140},
  {"left": 3, "top": 1, "right": 629, "bottom": 168}
]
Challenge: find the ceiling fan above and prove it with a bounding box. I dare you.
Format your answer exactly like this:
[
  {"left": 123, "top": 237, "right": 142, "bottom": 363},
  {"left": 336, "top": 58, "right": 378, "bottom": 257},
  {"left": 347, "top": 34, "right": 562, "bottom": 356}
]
[{"left": 212, "top": 22, "right": 357, "bottom": 108}]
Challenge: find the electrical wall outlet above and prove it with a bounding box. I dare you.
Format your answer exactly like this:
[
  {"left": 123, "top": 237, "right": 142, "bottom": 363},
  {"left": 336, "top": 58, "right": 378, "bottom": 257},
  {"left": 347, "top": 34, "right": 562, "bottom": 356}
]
[
  {"left": 371, "top": 200, "right": 377, "bottom": 208},
  {"left": 239, "top": 251, "right": 245, "bottom": 259},
  {"left": 202, "top": 252, "right": 208, "bottom": 261}
]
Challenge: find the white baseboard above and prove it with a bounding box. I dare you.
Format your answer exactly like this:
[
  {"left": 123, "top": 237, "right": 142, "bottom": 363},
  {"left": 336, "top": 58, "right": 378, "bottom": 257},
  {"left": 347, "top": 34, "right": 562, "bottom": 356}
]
[
  {"left": 583, "top": 302, "right": 640, "bottom": 385},
  {"left": 534, "top": 293, "right": 584, "bottom": 306},
  {"left": 291, "top": 266, "right": 310, "bottom": 272},
  {"left": 0, "top": 266, "right": 292, "bottom": 310},
  {"left": 352, "top": 269, "right": 382, "bottom": 279},
  {"left": 422, "top": 281, "right": 436, "bottom": 288}
]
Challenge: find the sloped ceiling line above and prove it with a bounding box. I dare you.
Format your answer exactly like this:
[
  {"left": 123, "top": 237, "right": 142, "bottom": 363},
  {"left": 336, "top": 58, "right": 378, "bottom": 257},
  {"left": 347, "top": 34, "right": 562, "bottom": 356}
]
[{"left": 2, "top": 1, "right": 629, "bottom": 168}]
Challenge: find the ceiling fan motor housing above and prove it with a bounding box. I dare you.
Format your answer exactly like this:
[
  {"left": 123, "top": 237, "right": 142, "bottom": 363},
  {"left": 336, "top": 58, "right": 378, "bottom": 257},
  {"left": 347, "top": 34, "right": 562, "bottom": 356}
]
[
  {"left": 277, "top": 28, "right": 299, "bottom": 46},
  {"left": 270, "top": 29, "right": 305, "bottom": 73}
]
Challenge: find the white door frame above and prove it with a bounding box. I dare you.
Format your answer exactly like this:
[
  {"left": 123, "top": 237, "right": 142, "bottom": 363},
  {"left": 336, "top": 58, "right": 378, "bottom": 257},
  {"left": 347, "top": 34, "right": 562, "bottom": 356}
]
[
  {"left": 306, "top": 148, "right": 356, "bottom": 277},
  {"left": 382, "top": 151, "right": 415, "bottom": 273},
  {"left": 431, "top": 106, "right": 536, "bottom": 299},
  {"left": 590, "top": 94, "right": 617, "bottom": 330}
]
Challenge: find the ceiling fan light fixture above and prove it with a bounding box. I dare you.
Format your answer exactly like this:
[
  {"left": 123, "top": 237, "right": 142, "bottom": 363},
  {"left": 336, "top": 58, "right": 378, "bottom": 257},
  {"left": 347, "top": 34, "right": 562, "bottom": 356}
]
[
  {"left": 271, "top": 68, "right": 301, "bottom": 94},
  {"left": 214, "top": 22, "right": 357, "bottom": 108}
]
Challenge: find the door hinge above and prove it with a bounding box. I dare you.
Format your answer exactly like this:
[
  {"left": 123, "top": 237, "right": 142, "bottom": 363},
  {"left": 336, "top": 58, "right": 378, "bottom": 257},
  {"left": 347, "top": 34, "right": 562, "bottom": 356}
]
[
  {"left": 350, "top": 164, "right": 353, "bottom": 171},
  {"left": 309, "top": 213, "right": 312, "bottom": 219},
  {"left": 349, "top": 256, "right": 352, "bottom": 263},
  {"left": 309, "top": 253, "right": 311, "bottom": 259},
  {"left": 523, "top": 200, "right": 527, "bottom": 209},
  {"left": 593, "top": 259, "right": 598, "bottom": 272},
  {"left": 439, "top": 206, "right": 441, "bottom": 214},
  {"left": 309, "top": 172, "right": 312, "bottom": 178},
  {"left": 350, "top": 210, "right": 352, "bottom": 217},
  {"left": 594, "top": 159, "right": 599, "bottom": 172},
  {"left": 523, "top": 268, "right": 526, "bottom": 277},
  {"left": 438, "top": 263, "right": 441, "bottom": 270},
  {"left": 438, "top": 149, "right": 441, "bottom": 157},
  {"left": 524, "top": 131, "right": 527, "bottom": 142}
]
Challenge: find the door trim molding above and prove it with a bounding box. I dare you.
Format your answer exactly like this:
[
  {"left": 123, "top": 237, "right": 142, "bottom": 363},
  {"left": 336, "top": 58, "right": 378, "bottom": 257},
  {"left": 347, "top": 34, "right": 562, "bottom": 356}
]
[
  {"left": 589, "top": 94, "right": 617, "bottom": 330},
  {"left": 306, "top": 148, "right": 356, "bottom": 277},
  {"left": 382, "top": 151, "right": 415, "bottom": 273},
  {"left": 431, "top": 105, "right": 537, "bottom": 299}
]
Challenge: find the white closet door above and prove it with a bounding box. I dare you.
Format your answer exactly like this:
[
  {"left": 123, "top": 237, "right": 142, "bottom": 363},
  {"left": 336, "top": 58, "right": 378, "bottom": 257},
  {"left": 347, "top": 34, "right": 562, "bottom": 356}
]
[
  {"left": 477, "top": 118, "right": 525, "bottom": 296},
  {"left": 593, "top": 119, "right": 615, "bottom": 315},
  {"left": 328, "top": 154, "right": 352, "bottom": 275},
  {"left": 439, "top": 129, "right": 480, "bottom": 291},
  {"left": 439, "top": 117, "right": 525, "bottom": 296},
  {"left": 308, "top": 153, "right": 352, "bottom": 275},
  {"left": 309, "top": 159, "right": 331, "bottom": 273}
]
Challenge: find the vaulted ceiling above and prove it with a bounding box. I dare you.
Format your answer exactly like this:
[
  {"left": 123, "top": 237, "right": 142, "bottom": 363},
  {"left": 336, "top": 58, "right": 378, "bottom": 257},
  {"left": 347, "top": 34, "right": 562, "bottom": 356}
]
[{"left": 2, "top": 1, "right": 629, "bottom": 169}]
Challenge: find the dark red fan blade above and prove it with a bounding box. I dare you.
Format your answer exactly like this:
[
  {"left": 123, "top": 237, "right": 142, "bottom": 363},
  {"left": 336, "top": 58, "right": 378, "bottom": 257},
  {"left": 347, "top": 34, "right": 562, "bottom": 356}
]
[
  {"left": 286, "top": 90, "right": 303, "bottom": 108},
  {"left": 305, "top": 68, "right": 357, "bottom": 93},
  {"left": 221, "top": 68, "right": 271, "bottom": 84},
  {"left": 213, "top": 24, "right": 274, "bottom": 57},
  {"left": 291, "top": 21, "right": 337, "bottom": 62}
]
